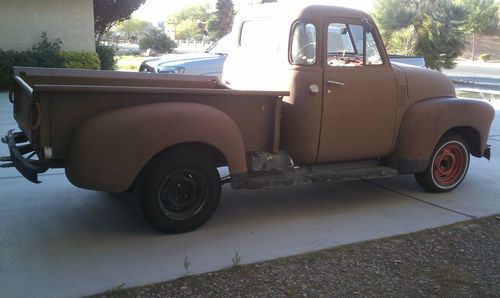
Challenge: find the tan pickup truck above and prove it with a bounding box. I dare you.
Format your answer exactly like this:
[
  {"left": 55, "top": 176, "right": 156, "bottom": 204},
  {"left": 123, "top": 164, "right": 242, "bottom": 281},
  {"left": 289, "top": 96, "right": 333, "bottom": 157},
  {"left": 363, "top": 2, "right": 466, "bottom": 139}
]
[{"left": 2, "top": 4, "right": 494, "bottom": 233}]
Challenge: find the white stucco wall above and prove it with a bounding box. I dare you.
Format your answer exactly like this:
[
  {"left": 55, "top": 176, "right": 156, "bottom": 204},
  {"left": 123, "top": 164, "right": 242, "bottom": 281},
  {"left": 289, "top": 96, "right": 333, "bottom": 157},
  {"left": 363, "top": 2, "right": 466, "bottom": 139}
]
[{"left": 0, "top": 0, "right": 95, "bottom": 52}]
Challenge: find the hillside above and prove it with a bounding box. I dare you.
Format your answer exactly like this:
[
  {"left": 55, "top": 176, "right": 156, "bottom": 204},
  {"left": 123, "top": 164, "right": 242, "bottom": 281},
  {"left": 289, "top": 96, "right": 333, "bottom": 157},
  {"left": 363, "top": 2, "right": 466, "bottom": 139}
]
[{"left": 462, "top": 34, "right": 500, "bottom": 60}]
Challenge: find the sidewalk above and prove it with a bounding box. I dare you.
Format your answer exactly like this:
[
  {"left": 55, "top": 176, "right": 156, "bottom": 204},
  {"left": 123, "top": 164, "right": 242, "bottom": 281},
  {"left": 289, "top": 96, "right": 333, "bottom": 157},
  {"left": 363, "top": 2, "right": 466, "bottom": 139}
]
[{"left": 454, "top": 59, "right": 500, "bottom": 69}]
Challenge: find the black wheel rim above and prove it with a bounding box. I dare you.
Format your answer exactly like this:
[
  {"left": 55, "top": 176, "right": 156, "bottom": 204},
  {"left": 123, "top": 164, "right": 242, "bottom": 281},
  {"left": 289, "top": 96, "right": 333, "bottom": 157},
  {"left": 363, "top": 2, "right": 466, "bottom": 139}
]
[{"left": 158, "top": 169, "right": 208, "bottom": 221}]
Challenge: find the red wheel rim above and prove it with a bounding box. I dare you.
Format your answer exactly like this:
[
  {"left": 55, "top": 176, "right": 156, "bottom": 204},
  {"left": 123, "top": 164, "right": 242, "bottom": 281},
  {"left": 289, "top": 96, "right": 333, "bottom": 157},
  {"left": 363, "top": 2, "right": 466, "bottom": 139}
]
[{"left": 433, "top": 143, "right": 465, "bottom": 187}]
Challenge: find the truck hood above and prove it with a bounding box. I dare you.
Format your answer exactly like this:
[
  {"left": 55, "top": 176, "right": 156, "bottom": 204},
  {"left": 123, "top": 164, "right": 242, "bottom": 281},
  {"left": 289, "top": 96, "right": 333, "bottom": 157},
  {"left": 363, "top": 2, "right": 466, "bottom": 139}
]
[{"left": 392, "top": 63, "right": 456, "bottom": 105}]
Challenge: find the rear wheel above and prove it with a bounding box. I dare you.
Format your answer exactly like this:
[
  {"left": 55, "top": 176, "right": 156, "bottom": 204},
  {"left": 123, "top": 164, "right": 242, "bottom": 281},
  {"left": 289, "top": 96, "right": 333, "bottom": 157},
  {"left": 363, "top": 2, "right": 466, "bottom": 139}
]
[
  {"left": 415, "top": 132, "right": 470, "bottom": 193},
  {"left": 137, "top": 148, "right": 221, "bottom": 233}
]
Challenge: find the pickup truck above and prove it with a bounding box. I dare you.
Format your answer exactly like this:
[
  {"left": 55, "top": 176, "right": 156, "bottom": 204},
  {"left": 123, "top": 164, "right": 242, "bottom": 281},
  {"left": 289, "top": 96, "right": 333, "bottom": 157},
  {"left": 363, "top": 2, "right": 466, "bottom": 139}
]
[{"left": 2, "top": 3, "right": 494, "bottom": 233}]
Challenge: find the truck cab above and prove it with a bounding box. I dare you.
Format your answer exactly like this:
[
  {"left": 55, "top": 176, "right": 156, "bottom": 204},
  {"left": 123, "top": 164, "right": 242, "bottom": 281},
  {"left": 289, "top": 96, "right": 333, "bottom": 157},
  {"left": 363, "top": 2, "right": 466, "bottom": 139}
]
[
  {"left": 223, "top": 3, "right": 481, "bottom": 172},
  {"left": 224, "top": 4, "right": 400, "bottom": 165}
]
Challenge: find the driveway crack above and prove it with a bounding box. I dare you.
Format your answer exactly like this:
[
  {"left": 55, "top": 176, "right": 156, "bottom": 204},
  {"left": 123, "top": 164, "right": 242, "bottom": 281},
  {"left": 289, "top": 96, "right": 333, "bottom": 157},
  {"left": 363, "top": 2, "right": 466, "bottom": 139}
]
[{"left": 364, "top": 180, "right": 478, "bottom": 219}]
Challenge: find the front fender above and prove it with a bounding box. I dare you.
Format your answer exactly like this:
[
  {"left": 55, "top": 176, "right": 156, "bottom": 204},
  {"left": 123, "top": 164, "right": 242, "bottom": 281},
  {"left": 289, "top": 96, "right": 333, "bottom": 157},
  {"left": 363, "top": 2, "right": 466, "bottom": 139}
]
[
  {"left": 65, "top": 102, "right": 247, "bottom": 192},
  {"left": 388, "top": 97, "right": 494, "bottom": 173}
]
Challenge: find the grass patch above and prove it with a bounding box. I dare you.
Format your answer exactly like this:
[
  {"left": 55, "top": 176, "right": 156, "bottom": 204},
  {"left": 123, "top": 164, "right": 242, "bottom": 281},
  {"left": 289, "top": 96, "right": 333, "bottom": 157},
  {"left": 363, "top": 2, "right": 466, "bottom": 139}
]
[{"left": 115, "top": 55, "right": 145, "bottom": 72}]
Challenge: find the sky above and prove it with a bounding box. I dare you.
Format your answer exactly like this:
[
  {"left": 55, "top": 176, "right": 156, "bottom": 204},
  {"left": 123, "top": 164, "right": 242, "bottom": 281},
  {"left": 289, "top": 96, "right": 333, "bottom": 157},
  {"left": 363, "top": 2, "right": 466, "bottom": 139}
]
[{"left": 133, "top": 0, "right": 375, "bottom": 24}]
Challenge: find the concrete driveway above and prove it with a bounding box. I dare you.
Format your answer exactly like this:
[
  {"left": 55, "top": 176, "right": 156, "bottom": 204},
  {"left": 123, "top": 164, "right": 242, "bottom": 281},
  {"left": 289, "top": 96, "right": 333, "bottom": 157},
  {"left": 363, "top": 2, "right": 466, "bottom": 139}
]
[{"left": 0, "top": 92, "right": 499, "bottom": 298}]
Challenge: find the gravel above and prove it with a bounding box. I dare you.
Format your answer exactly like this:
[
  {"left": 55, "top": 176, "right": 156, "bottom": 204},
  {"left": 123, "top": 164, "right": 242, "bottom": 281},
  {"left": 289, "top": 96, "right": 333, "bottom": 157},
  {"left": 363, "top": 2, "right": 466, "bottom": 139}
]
[{"left": 94, "top": 215, "right": 500, "bottom": 297}]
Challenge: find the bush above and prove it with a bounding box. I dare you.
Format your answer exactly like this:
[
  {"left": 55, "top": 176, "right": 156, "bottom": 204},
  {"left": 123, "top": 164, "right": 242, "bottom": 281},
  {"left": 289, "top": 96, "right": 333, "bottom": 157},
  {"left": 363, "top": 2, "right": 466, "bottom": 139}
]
[
  {"left": 0, "top": 32, "right": 65, "bottom": 88},
  {"left": 96, "top": 42, "right": 117, "bottom": 70},
  {"left": 60, "top": 51, "right": 101, "bottom": 70},
  {"left": 139, "top": 28, "right": 176, "bottom": 54},
  {"left": 31, "top": 32, "right": 64, "bottom": 68},
  {"left": 0, "top": 33, "right": 113, "bottom": 88},
  {"left": 0, "top": 49, "right": 39, "bottom": 88},
  {"left": 479, "top": 53, "right": 491, "bottom": 62},
  {"left": 0, "top": 50, "right": 19, "bottom": 88}
]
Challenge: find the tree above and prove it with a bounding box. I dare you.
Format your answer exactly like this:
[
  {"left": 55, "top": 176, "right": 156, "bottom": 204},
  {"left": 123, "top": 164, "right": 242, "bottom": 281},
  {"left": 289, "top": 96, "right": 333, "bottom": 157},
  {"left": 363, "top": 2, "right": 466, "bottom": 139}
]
[
  {"left": 170, "top": 4, "right": 210, "bottom": 41},
  {"left": 387, "top": 27, "right": 416, "bottom": 56},
  {"left": 214, "top": 0, "right": 235, "bottom": 38},
  {"left": 94, "top": 0, "right": 147, "bottom": 41},
  {"left": 139, "top": 28, "right": 177, "bottom": 53},
  {"left": 455, "top": 0, "right": 499, "bottom": 60},
  {"left": 114, "top": 18, "right": 153, "bottom": 42},
  {"left": 175, "top": 19, "right": 202, "bottom": 40},
  {"left": 374, "top": 0, "right": 466, "bottom": 70}
]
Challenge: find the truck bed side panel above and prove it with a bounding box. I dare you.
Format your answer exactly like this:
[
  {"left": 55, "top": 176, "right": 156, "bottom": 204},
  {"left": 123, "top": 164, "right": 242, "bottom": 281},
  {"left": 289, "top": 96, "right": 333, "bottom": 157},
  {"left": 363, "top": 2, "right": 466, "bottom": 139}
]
[{"left": 41, "top": 91, "right": 281, "bottom": 161}]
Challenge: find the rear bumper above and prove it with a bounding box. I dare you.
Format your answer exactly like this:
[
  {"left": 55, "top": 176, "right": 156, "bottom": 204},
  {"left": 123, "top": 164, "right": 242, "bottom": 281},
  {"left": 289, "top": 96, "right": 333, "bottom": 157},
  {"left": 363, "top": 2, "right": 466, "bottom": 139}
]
[{"left": 1, "top": 130, "right": 48, "bottom": 183}]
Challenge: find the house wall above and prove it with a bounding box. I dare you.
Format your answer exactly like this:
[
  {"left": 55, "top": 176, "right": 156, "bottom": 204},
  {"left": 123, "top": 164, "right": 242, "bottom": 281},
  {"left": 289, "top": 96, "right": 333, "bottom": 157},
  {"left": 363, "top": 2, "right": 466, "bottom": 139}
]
[{"left": 0, "top": 0, "right": 95, "bottom": 52}]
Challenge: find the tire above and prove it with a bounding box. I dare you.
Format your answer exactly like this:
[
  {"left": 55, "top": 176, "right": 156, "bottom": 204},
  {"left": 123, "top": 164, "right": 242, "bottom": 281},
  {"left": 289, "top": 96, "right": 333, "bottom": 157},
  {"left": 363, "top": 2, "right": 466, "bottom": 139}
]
[
  {"left": 137, "top": 148, "right": 221, "bottom": 233},
  {"left": 415, "top": 132, "right": 470, "bottom": 193}
]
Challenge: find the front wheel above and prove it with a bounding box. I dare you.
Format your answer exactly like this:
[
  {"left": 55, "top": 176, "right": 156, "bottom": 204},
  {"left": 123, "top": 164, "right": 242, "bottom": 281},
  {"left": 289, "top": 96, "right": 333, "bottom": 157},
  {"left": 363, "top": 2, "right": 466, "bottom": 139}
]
[
  {"left": 137, "top": 149, "right": 221, "bottom": 233},
  {"left": 415, "top": 132, "right": 470, "bottom": 193}
]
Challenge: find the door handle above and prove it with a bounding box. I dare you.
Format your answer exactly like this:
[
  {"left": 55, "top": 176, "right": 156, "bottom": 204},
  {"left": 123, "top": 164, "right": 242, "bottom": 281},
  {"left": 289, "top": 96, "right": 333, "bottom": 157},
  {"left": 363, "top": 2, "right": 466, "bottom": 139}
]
[{"left": 327, "top": 80, "right": 345, "bottom": 86}]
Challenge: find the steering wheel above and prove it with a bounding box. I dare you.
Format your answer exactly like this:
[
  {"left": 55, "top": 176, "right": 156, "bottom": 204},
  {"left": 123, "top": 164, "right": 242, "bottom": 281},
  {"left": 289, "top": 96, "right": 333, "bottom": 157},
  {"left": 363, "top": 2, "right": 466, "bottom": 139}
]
[{"left": 295, "top": 42, "right": 316, "bottom": 62}]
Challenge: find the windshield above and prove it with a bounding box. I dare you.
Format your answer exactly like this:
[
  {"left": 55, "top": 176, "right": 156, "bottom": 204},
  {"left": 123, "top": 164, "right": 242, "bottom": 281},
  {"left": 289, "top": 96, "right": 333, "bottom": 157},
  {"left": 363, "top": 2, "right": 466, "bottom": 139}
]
[{"left": 206, "top": 34, "right": 232, "bottom": 55}]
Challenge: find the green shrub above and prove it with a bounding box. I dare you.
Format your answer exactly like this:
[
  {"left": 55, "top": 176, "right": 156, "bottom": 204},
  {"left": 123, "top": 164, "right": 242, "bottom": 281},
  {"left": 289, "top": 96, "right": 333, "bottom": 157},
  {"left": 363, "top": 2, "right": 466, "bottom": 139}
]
[
  {"left": 0, "top": 33, "right": 111, "bottom": 88},
  {"left": 0, "top": 50, "right": 18, "bottom": 88},
  {"left": 0, "top": 49, "right": 38, "bottom": 88},
  {"left": 0, "top": 32, "right": 64, "bottom": 88},
  {"left": 139, "top": 28, "right": 176, "bottom": 54},
  {"left": 60, "top": 51, "right": 101, "bottom": 70},
  {"left": 31, "top": 32, "right": 64, "bottom": 68},
  {"left": 96, "top": 43, "right": 117, "bottom": 70},
  {"left": 479, "top": 53, "right": 491, "bottom": 62}
]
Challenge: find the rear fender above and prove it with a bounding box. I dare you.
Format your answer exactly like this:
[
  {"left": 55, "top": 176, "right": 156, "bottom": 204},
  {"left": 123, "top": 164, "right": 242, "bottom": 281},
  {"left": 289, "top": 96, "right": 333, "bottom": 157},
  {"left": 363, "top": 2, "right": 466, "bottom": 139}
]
[
  {"left": 65, "top": 102, "right": 247, "bottom": 192},
  {"left": 388, "top": 97, "right": 494, "bottom": 174}
]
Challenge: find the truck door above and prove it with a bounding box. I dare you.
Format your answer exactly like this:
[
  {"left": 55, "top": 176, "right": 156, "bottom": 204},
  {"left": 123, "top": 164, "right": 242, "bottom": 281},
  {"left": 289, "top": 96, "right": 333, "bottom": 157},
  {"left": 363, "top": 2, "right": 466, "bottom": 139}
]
[{"left": 317, "top": 20, "right": 397, "bottom": 163}]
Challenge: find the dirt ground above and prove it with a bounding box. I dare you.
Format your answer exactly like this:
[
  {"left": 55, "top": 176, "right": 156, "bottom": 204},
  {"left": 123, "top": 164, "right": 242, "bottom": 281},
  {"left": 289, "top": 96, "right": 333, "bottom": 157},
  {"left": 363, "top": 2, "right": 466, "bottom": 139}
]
[
  {"left": 94, "top": 215, "right": 500, "bottom": 297},
  {"left": 462, "top": 34, "right": 500, "bottom": 60}
]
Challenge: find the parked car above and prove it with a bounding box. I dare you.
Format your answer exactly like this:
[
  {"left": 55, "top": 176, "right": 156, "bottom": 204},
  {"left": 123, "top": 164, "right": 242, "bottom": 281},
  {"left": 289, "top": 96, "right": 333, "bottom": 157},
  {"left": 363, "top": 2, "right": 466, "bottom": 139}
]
[{"left": 138, "top": 35, "right": 231, "bottom": 80}]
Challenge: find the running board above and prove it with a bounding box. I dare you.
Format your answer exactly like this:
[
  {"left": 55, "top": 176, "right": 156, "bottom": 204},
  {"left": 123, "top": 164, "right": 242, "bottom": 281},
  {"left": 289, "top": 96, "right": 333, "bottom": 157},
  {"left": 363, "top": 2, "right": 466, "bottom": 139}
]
[{"left": 246, "top": 161, "right": 398, "bottom": 189}]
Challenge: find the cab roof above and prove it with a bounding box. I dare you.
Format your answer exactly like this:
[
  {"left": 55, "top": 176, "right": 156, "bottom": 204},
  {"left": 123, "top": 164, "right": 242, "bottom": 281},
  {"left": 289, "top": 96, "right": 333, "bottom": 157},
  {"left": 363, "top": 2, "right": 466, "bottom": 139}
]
[{"left": 236, "top": 3, "right": 373, "bottom": 24}]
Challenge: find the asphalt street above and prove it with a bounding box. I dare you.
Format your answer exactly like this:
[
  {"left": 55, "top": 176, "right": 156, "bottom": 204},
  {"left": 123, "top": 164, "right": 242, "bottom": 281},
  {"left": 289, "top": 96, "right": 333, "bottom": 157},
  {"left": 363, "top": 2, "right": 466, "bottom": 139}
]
[
  {"left": 0, "top": 91, "right": 499, "bottom": 298},
  {"left": 444, "top": 60, "right": 500, "bottom": 78}
]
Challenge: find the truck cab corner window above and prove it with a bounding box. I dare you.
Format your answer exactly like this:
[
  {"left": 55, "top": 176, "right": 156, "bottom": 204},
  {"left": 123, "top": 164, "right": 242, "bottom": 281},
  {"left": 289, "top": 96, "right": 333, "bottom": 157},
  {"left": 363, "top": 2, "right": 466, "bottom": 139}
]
[
  {"left": 290, "top": 22, "right": 317, "bottom": 65},
  {"left": 366, "top": 32, "right": 383, "bottom": 65}
]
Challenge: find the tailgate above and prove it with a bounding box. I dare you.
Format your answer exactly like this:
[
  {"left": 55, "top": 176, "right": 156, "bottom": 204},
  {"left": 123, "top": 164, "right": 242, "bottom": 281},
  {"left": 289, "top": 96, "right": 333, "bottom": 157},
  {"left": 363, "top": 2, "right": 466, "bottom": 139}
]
[
  {"left": 2, "top": 74, "right": 48, "bottom": 183},
  {"left": 12, "top": 74, "right": 39, "bottom": 144}
]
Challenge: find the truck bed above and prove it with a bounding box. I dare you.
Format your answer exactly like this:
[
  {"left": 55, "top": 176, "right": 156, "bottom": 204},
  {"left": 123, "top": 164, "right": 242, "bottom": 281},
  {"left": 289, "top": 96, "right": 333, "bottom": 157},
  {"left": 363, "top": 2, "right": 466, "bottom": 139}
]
[{"left": 11, "top": 67, "right": 288, "bottom": 167}]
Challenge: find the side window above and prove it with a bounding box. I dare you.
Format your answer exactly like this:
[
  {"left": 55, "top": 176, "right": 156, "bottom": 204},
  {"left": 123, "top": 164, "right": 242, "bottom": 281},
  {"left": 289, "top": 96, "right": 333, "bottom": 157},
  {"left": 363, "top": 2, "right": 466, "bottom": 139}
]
[
  {"left": 290, "top": 22, "right": 317, "bottom": 65},
  {"left": 327, "top": 22, "right": 383, "bottom": 67}
]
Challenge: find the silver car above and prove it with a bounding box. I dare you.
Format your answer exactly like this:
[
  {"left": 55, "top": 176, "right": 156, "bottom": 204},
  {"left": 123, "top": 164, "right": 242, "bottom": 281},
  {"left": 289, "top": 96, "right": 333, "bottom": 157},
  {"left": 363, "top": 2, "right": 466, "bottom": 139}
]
[{"left": 139, "top": 35, "right": 231, "bottom": 80}]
